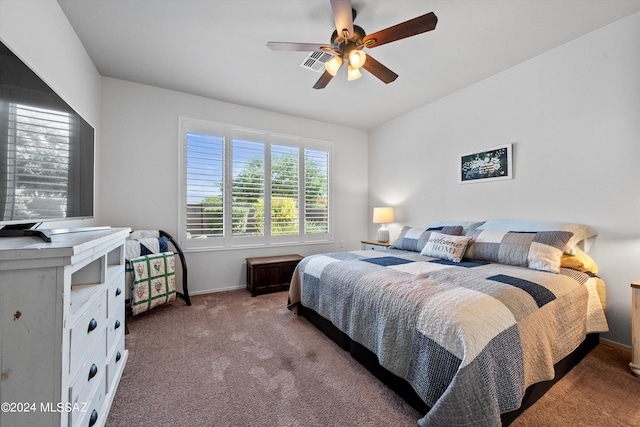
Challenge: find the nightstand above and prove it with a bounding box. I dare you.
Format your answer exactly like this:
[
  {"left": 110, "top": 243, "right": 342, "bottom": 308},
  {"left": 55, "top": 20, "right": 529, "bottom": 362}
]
[
  {"left": 361, "top": 239, "right": 392, "bottom": 250},
  {"left": 631, "top": 281, "right": 640, "bottom": 377}
]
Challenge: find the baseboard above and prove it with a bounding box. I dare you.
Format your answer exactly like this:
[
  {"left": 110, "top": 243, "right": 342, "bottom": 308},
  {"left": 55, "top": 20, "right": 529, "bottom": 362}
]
[
  {"left": 188, "top": 285, "right": 245, "bottom": 296},
  {"left": 600, "top": 338, "right": 631, "bottom": 352}
]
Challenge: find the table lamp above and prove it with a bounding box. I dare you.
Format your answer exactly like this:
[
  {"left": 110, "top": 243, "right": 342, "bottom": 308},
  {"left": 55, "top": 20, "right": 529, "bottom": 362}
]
[{"left": 372, "top": 207, "right": 394, "bottom": 242}]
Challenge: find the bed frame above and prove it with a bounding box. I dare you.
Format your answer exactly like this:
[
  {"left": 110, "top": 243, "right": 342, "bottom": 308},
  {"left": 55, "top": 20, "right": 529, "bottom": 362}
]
[{"left": 299, "top": 305, "right": 599, "bottom": 426}]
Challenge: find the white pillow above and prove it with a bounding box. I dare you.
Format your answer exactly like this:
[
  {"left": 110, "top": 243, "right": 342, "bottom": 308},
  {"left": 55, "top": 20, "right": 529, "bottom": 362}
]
[
  {"left": 475, "top": 219, "right": 596, "bottom": 255},
  {"left": 420, "top": 232, "right": 472, "bottom": 263}
]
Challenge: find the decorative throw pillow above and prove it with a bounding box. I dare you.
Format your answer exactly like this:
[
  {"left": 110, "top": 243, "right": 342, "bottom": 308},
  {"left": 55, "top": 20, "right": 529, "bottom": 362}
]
[
  {"left": 560, "top": 249, "right": 599, "bottom": 274},
  {"left": 420, "top": 232, "right": 472, "bottom": 262},
  {"left": 390, "top": 225, "right": 463, "bottom": 252},
  {"left": 476, "top": 219, "right": 595, "bottom": 255},
  {"left": 420, "top": 220, "right": 485, "bottom": 235},
  {"left": 464, "top": 229, "right": 573, "bottom": 273}
]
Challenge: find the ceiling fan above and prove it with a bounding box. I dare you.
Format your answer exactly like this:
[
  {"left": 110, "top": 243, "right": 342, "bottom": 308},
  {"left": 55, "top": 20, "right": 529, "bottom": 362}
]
[{"left": 266, "top": 0, "right": 438, "bottom": 89}]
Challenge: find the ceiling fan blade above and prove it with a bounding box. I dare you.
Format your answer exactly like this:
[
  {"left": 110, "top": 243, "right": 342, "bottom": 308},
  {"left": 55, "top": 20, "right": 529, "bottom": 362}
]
[
  {"left": 313, "top": 70, "right": 334, "bottom": 89},
  {"left": 363, "top": 12, "right": 438, "bottom": 48},
  {"left": 267, "top": 42, "right": 334, "bottom": 52},
  {"left": 330, "top": 0, "right": 354, "bottom": 39},
  {"left": 362, "top": 54, "right": 398, "bottom": 84}
]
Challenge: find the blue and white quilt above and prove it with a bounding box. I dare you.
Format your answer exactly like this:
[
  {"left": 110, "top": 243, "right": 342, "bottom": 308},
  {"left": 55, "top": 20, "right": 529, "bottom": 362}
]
[{"left": 288, "top": 248, "right": 608, "bottom": 426}]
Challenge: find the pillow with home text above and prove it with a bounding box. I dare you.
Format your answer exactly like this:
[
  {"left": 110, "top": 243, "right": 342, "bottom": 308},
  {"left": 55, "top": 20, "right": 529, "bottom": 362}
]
[{"left": 420, "top": 232, "right": 472, "bottom": 263}]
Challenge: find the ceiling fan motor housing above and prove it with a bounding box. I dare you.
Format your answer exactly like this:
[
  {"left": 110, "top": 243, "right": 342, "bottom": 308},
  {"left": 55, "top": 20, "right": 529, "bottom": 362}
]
[{"left": 331, "top": 25, "right": 366, "bottom": 50}]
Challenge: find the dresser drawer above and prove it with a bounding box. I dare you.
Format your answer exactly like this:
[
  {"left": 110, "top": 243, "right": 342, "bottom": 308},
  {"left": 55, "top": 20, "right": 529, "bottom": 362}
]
[
  {"left": 106, "top": 307, "right": 125, "bottom": 353},
  {"left": 69, "top": 294, "right": 107, "bottom": 375},
  {"left": 107, "top": 272, "right": 125, "bottom": 318},
  {"left": 70, "top": 371, "right": 107, "bottom": 427},
  {"left": 106, "top": 332, "right": 126, "bottom": 391},
  {"left": 69, "top": 329, "right": 106, "bottom": 412}
]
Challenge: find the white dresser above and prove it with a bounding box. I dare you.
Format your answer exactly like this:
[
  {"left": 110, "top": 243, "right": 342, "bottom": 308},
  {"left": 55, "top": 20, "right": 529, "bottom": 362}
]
[{"left": 0, "top": 228, "right": 130, "bottom": 427}]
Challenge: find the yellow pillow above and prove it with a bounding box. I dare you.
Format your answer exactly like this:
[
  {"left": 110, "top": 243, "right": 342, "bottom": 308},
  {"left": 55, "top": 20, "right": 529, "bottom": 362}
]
[{"left": 560, "top": 249, "right": 598, "bottom": 274}]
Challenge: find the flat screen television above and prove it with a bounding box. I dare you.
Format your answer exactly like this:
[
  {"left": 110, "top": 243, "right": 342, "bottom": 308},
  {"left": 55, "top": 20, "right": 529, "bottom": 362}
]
[{"left": 0, "top": 39, "right": 95, "bottom": 241}]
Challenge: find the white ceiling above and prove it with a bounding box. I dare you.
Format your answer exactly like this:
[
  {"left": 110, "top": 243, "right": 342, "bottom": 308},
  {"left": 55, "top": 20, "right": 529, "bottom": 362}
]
[{"left": 57, "top": 0, "right": 640, "bottom": 130}]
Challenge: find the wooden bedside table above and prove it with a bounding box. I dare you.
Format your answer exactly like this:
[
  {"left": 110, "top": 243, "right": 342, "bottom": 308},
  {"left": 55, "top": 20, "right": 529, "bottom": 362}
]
[
  {"left": 361, "top": 239, "right": 392, "bottom": 250},
  {"left": 631, "top": 281, "right": 640, "bottom": 377}
]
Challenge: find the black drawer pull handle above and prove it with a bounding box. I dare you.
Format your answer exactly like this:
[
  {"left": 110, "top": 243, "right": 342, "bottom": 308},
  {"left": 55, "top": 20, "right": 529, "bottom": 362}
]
[
  {"left": 88, "top": 364, "right": 98, "bottom": 381},
  {"left": 88, "top": 409, "right": 98, "bottom": 427},
  {"left": 87, "top": 318, "right": 98, "bottom": 333},
  {"left": 114, "top": 319, "right": 121, "bottom": 330},
  {"left": 115, "top": 287, "right": 122, "bottom": 296},
  {"left": 115, "top": 351, "right": 122, "bottom": 363}
]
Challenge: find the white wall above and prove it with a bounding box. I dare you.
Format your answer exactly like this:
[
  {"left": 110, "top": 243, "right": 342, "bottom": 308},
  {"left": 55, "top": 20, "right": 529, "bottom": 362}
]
[
  {"left": 0, "top": 0, "right": 368, "bottom": 301},
  {"left": 368, "top": 12, "right": 640, "bottom": 347},
  {"left": 100, "top": 77, "right": 368, "bottom": 294},
  {"left": 0, "top": 0, "right": 102, "bottom": 228}
]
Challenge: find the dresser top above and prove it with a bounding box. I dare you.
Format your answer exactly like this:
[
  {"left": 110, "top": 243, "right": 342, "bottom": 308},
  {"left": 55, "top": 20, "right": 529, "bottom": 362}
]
[{"left": 0, "top": 227, "right": 130, "bottom": 262}]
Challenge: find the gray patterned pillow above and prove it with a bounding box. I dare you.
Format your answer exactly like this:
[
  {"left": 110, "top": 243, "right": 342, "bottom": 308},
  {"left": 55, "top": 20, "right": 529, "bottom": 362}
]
[
  {"left": 464, "top": 229, "right": 574, "bottom": 273},
  {"left": 390, "top": 225, "right": 463, "bottom": 252}
]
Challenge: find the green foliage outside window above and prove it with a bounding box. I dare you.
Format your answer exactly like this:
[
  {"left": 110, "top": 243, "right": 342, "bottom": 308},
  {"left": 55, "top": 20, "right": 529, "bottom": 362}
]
[{"left": 194, "top": 152, "right": 327, "bottom": 236}]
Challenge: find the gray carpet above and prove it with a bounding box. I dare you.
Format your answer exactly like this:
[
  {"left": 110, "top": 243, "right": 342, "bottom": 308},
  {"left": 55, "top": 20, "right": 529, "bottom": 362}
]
[{"left": 105, "top": 290, "right": 639, "bottom": 427}]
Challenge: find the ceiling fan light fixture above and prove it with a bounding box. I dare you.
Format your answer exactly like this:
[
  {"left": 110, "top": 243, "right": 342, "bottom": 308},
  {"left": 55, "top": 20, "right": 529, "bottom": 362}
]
[
  {"left": 349, "top": 49, "right": 366, "bottom": 69},
  {"left": 267, "top": 3, "right": 438, "bottom": 89},
  {"left": 347, "top": 64, "right": 362, "bottom": 81},
  {"left": 324, "top": 55, "right": 343, "bottom": 76}
]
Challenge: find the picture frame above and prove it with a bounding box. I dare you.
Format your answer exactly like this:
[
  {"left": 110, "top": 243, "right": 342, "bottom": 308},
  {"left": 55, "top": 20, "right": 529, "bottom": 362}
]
[{"left": 460, "top": 143, "right": 512, "bottom": 184}]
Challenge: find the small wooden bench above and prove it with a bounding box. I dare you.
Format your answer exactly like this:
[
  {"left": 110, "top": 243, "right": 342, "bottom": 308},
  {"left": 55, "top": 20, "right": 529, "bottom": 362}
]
[{"left": 245, "top": 254, "right": 304, "bottom": 297}]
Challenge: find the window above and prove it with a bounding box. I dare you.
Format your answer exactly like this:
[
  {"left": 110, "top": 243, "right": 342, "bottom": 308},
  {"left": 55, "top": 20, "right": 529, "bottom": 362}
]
[
  {"left": 304, "top": 148, "right": 329, "bottom": 234},
  {"left": 184, "top": 130, "right": 224, "bottom": 239},
  {"left": 179, "top": 118, "right": 331, "bottom": 250},
  {"left": 269, "top": 141, "right": 299, "bottom": 236}
]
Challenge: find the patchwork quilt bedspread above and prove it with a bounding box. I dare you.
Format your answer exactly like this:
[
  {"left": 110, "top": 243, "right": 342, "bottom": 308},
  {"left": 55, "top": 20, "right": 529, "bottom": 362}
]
[{"left": 288, "top": 249, "right": 608, "bottom": 426}]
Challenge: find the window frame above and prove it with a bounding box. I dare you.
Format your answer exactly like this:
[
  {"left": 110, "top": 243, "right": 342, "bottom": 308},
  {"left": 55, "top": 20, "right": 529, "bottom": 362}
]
[{"left": 178, "top": 117, "right": 332, "bottom": 251}]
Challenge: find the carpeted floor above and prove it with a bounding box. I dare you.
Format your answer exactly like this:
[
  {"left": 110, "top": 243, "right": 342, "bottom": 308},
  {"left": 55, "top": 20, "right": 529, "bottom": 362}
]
[{"left": 105, "top": 290, "right": 640, "bottom": 427}]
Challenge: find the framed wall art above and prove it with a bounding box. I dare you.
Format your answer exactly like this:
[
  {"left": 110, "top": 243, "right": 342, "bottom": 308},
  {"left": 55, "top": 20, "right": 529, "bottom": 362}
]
[{"left": 460, "top": 143, "right": 512, "bottom": 184}]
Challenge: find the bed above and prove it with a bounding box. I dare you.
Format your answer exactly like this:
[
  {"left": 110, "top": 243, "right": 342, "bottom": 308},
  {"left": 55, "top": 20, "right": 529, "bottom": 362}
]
[{"left": 287, "top": 220, "right": 608, "bottom": 426}]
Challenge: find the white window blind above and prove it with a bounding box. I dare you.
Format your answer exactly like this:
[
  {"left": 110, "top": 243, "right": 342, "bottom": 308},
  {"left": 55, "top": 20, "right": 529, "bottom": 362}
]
[
  {"left": 231, "top": 136, "right": 264, "bottom": 238},
  {"left": 3, "top": 104, "right": 70, "bottom": 220},
  {"left": 180, "top": 118, "right": 331, "bottom": 250},
  {"left": 304, "top": 148, "right": 329, "bottom": 234},
  {"left": 185, "top": 131, "right": 224, "bottom": 238},
  {"left": 271, "top": 141, "right": 299, "bottom": 237}
]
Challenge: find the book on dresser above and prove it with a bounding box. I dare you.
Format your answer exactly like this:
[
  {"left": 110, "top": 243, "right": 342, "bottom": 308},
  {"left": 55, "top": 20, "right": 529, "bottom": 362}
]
[{"left": 0, "top": 228, "right": 130, "bottom": 427}]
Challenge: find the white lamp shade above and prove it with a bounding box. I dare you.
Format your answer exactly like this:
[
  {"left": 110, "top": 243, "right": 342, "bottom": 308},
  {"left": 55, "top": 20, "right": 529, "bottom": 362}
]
[
  {"left": 372, "top": 207, "right": 394, "bottom": 224},
  {"left": 349, "top": 49, "right": 366, "bottom": 68},
  {"left": 324, "top": 55, "right": 343, "bottom": 76},
  {"left": 347, "top": 64, "right": 362, "bottom": 81}
]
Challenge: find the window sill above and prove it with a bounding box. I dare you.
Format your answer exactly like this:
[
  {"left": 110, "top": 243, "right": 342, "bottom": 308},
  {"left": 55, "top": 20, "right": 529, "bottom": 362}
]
[{"left": 183, "top": 239, "right": 334, "bottom": 253}]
